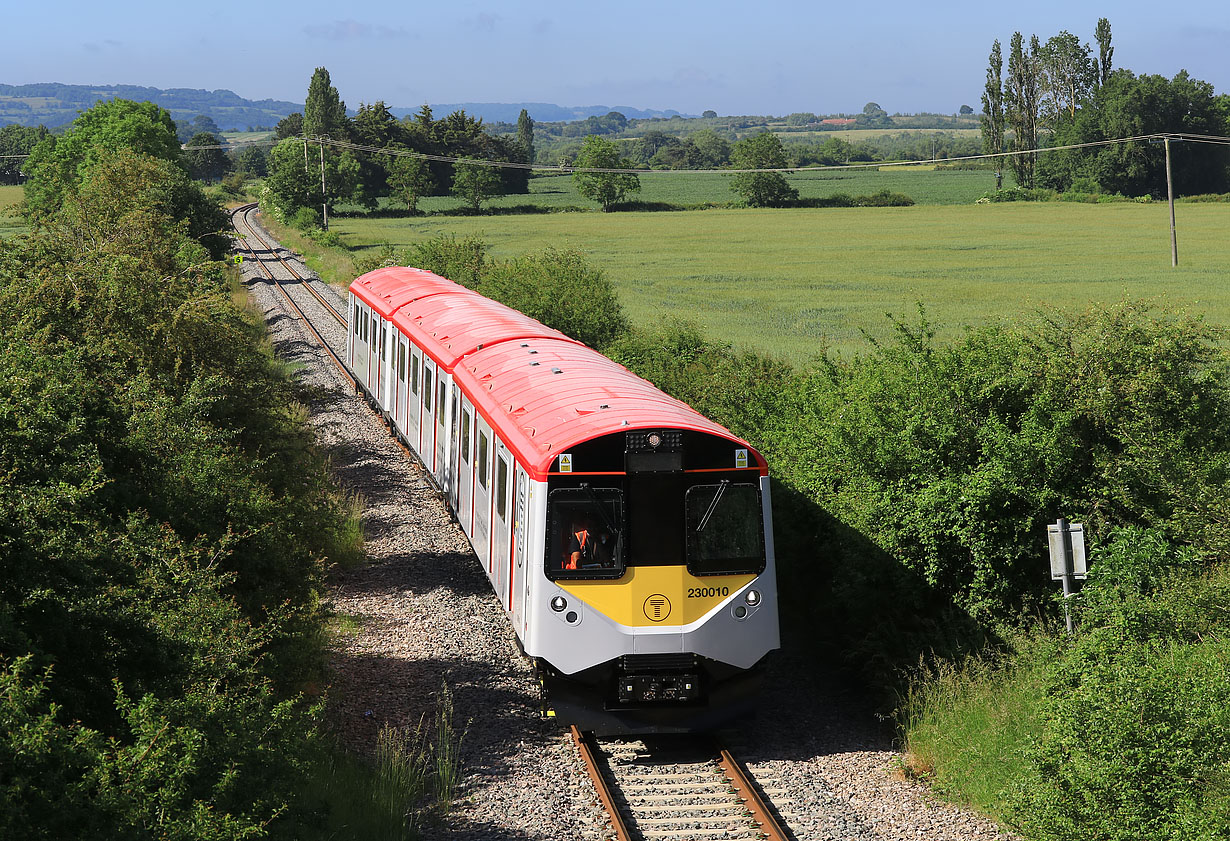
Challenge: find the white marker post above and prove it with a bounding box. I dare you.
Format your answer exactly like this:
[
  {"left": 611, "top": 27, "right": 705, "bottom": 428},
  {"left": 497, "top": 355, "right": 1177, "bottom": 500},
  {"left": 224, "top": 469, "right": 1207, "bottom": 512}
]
[{"left": 1047, "top": 518, "right": 1087, "bottom": 634}]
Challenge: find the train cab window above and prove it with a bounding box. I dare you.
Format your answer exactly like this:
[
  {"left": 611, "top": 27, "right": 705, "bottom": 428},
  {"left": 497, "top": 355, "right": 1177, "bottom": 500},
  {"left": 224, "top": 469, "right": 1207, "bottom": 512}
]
[
  {"left": 546, "top": 487, "right": 625, "bottom": 580},
  {"left": 684, "top": 482, "right": 765, "bottom": 576},
  {"left": 437, "top": 381, "right": 447, "bottom": 427},
  {"left": 460, "top": 408, "right": 471, "bottom": 463},
  {"left": 423, "top": 368, "right": 433, "bottom": 411},
  {"left": 477, "top": 432, "right": 489, "bottom": 489}
]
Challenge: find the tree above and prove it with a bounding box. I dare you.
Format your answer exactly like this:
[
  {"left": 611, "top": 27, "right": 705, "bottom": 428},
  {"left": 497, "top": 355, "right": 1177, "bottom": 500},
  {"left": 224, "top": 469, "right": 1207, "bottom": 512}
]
[
  {"left": 959, "top": 104, "right": 974, "bottom": 115},
  {"left": 1038, "top": 30, "right": 1096, "bottom": 124},
  {"left": 1037, "top": 70, "right": 1230, "bottom": 196},
  {"left": 1094, "top": 17, "right": 1113, "bottom": 87},
  {"left": 703, "top": 110, "right": 718, "bottom": 119},
  {"left": 235, "top": 145, "right": 268, "bottom": 177},
  {"left": 450, "top": 158, "right": 501, "bottom": 211},
  {"left": 22, "top": 98, "right": 183, "bottom": 220},
  {"left": 1005, "top": 32, "right": 1041, "bottom": 188},
  {"left": 387, "top": 150, "right": 434, "bottom": 214},
  {"left": 182, "top": 132, "right": 229, "bottom": 182},
  {"left": 517, "top": 108, "right": 535, "bottom": 165},
  {"left": 572, "top": 136, "right": 641, "bottom": 211},
  {"left": 690, "top": 129, "right": 731, "bottom": 167},
  {"left": 303, "top": 67, "right": 348, "bottom": 139},
  {"left": 729, "top": 132, "right": 798, "bottom": 207},
  {"left": 0, "top": 124, "right": 46, "bottom": 185},
  {"left": 263, "top": 138, "right": 361, "bottom": 220},
  {"left": 981, "top": 39, "right": 1006, "bottom": 188},
  {"left": 274, "top": 112, "right": 303, "bottom": 140}
]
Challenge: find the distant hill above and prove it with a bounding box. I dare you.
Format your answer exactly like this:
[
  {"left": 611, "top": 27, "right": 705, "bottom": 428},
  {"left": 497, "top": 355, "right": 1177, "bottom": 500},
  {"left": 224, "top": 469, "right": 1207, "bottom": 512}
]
[
  {"left": 0, "top": 83, "right": 685, "bottom": 131},
  {"left": 0, "top": 83, "right": 301, "bottom": 130}
]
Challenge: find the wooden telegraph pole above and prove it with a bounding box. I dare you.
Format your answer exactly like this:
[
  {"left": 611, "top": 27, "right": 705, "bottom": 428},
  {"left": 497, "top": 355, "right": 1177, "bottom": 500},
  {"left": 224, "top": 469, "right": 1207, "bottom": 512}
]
[
  {"left": 318, "top": 139, "right": 328, "bottom": 232},
  {"left": 1164, "top": 136, "right": 1177, "bottom": 267}
]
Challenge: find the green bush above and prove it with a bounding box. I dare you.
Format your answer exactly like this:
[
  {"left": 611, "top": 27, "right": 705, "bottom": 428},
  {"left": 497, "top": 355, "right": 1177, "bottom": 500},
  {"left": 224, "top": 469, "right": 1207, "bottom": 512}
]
[
  {"left": 479, "top": 248, "right": 630, "bottom": 349},
  {"left": 907, "top": 531, "right": 1230, "bottom": 840}
]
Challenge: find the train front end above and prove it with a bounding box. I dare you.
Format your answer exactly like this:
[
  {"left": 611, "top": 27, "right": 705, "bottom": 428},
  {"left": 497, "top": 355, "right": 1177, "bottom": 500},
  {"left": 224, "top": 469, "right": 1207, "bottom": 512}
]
[{"left": 527, "top": 426, "right": 779, "bottom": 735}]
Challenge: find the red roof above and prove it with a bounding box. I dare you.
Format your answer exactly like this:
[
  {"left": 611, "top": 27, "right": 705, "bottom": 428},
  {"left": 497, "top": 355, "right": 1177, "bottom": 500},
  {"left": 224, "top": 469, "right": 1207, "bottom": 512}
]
[{"left": 350, "top": 267, "right": 766, "bottom": 479}]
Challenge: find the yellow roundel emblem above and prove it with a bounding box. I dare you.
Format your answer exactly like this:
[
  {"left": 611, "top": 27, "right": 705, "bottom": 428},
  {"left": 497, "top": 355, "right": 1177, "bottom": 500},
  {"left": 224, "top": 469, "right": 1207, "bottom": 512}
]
[{"left": 643, "top": 594, "right": 672, "bottom": 622}]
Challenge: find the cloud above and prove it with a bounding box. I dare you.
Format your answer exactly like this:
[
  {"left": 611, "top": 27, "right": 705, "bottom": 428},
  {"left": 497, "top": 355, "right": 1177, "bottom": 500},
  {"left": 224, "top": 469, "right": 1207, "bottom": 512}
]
[
  {"left": 302, "top": 20, "right": 409, "bottom": 41},
  {"left": 464, "top": 12, "right": 501, "bottom": 33},
  {"left": 83, "top": 39, "right": 123, "bottom": 54}
]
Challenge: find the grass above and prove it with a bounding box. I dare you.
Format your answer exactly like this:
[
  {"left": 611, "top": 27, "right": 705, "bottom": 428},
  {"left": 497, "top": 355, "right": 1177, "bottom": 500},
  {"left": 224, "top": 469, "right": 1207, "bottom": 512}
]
[
  {"left": 318, "top": 200, "right": 1230, "bottom": 362},
  {"left": 0, "top": 185, "right": 26, "bottom": 238},
  {"left": 902, "top": 644, "right": 1051, "bottom": 822}
]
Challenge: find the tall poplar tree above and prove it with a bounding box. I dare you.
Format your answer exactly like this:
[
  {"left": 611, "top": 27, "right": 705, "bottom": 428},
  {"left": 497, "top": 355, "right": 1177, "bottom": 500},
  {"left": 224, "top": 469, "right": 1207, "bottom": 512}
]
[
  {"left": 981, "top": 39, "right": 1006, "bottom": 189},
  {"left": 303, "top": 67, "right": 348, "bottom": 139},
  {"left": 517, "top": 108, "right": 535, "bottom": 165},
  {"left": 1095, "top": 17, "right": 1113, "bottom": 87},
  {"left": 1005, "top": 32, "right": 1041, "bottom": 188}
]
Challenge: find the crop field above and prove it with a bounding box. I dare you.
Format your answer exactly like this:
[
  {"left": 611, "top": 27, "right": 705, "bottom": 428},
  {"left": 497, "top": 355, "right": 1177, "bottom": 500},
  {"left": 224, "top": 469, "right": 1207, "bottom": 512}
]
[
  {"left": 0, "top": 186, "right": 25, "bottom": 238},
  {"left": 388, "top": 167, "right": 997, "bottom": 216},
  {"left": 330, "top": 201, "right": 1229, "bottom": 363}
]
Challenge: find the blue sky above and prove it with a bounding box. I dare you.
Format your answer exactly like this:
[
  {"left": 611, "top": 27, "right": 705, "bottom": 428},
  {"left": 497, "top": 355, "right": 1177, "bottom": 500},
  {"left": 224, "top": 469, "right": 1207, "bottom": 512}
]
[{"left": 5, "top": 1, "right": 1227, "bottom": 116}]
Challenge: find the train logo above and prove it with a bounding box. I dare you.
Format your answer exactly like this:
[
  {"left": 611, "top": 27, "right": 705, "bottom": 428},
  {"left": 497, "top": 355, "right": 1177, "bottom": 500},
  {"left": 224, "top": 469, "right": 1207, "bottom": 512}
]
[{"left": 644, "top": 595, "right": 672, "bottom": 622}]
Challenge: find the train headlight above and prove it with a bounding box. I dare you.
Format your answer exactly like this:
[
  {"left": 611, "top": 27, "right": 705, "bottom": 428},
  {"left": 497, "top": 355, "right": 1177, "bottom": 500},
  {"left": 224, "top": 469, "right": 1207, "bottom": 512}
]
[
  {"left": 733, "top": 605, "right": 748, "bottom": 619},
  {"left": 745, "top": 589, "right": 762, "bottom": 606},
  {"left": 550, "top": 595, "right": 568, "bottom": 612}
]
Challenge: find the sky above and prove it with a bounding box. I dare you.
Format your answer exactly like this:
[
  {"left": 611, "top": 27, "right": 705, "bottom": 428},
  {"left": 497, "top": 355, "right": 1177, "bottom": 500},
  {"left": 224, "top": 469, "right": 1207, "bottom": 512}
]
[{"left": 5, "top": 1, "right": 1228, "bottom": 117}]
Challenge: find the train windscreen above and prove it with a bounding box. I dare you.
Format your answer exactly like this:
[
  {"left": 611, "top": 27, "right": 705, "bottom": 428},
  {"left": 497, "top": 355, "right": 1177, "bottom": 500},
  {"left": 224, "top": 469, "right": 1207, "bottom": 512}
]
[
  {"left": 684, "top": 482, "right": 765, "bottom": 576},
  {"left": 545, "top": 487, "right": 625, "bottom": 580}
]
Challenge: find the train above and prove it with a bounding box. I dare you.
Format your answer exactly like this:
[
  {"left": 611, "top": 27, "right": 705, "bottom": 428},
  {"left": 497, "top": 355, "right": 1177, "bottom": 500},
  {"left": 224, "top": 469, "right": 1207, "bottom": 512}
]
[{"left": 346, "top": 266, "right": 779, "bottom": 734}]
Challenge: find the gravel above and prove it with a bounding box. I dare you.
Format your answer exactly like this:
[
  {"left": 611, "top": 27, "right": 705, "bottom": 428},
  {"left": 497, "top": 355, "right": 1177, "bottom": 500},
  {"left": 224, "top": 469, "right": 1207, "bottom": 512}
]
[{"left": 238, "top": 213, "right": 1017, "bottom": 841}]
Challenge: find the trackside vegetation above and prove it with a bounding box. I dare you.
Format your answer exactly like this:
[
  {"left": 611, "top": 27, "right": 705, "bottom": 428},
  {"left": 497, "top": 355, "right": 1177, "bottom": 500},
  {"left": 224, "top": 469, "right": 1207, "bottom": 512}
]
[
  {"left": 401, "top": 234, "right": 1230, "bottom": 839},
  {"left": 1, "top": 99, "right": 456, "bottom": 839}
]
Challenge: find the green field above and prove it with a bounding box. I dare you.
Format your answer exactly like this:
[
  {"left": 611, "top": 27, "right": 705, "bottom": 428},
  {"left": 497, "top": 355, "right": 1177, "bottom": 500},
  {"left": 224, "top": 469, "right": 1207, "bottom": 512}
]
[
  {"left": 330, "top": 201, "right": 1229, "bottom": 363},
  {"left": 0, "top": 185, "right": 25, "bottom": 238},
  {"left": 390, "top": 167, "right": 998, "bottom": 216}
]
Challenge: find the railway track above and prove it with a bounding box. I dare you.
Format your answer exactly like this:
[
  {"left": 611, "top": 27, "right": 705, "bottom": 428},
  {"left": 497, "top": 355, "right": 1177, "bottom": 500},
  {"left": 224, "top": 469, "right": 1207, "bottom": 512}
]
[{"left": 573, "top": 726, "right": 796, "bottom": 841}]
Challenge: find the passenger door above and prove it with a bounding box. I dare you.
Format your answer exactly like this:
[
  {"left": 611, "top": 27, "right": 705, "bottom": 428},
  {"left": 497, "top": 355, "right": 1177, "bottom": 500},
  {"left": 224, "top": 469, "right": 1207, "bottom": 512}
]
[
  {"left": 457, "top": 399, "right": 474, "bottom": 537},
  {"left": 422, "top": 359, "right": 437, "bottom": 470},
  {"left": 472, "top": 420, "right": 492, "bottom": 573},
  {"left": 492, "top": 448, "right": 513, "bottom": 611}
]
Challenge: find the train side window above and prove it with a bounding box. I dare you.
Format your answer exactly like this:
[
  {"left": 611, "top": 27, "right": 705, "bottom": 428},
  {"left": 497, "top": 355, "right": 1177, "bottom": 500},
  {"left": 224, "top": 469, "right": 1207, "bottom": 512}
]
[
  {"left": 496, "top": 457, "right": 509, "bottom": 521},
  {"left": 437, "top": 380, "right": 446, "bottom": 427},
  {"left": 371, "top": 315, "right": 377, "bottom": 344},
  {"left": 361, "top": 310, "right": 368, "bottom": 342},
  {"left": 684, "top": 482, "right": 765, "bottom": 576},
  {"left": 353, "top": 303, "right": 360, "bottom": 335},
  {"left": 380, "top": 324, "right": 387, "bottom": 362},
  {"left": 477, "top": 432, "right": 489, "bottom": 489},
  {"left": 545, "top": 487, "right": 625, "bottom": 580},
  {"left": 460, "top": 408, "right": 471, "bottom": 463},
  {"left": 397, "top": 343, "right": 406, "bottom": 382},
  {"left": 423, "top": 368, "right": 433, "bottom": 412},
  {"left": 411, "top": 352, "right": 420, "bottom": 395}
]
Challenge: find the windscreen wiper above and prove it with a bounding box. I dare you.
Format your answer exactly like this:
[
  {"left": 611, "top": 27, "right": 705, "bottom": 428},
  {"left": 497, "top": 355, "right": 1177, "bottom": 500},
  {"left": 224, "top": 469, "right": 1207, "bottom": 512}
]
[{"left": 696, "top": 480, "right": 729, "bottom": 532}]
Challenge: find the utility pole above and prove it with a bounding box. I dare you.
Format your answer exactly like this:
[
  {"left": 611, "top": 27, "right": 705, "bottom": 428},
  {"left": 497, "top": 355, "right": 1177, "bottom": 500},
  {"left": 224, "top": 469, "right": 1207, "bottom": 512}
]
[
  {"left": 318, "top": 138, "right": 328, "bottom": 232},
  {"left": 1164, "top": 136, "right": 1178, "bottom": 267}
]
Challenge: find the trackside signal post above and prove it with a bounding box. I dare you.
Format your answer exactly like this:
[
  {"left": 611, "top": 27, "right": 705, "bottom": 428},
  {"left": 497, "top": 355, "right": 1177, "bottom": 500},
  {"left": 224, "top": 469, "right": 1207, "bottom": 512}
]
[{"left": 1047, "top": 518, "right": 1087, "bottom": 634}]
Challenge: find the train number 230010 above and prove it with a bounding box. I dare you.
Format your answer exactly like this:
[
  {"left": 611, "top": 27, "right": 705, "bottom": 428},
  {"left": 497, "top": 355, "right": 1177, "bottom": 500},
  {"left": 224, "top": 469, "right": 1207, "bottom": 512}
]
[{"left": 687, "top": 586, "right": 730, "bottom": 599}]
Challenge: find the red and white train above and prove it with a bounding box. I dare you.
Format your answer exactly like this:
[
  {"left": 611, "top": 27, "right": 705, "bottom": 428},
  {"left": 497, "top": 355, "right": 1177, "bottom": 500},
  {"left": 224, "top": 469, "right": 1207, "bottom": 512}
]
[{"left": 347, "top": 266, "right": 779, "bottom": 734}]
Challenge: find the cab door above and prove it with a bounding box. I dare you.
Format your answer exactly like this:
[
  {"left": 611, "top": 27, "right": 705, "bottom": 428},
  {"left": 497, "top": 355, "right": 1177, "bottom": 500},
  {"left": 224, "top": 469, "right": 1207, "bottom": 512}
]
[{"left": 511, "top": 465, "right": 529, "bottom": 632}]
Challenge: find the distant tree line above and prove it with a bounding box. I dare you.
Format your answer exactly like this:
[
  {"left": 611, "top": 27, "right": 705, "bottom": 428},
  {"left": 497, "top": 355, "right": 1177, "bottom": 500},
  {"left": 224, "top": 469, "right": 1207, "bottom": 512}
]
[
  {"left": 263, "top": 67, "right": 533, "bottom": 220},
  {"left": 981, "top": 18, "right": 1230, "bottom": 196}
]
